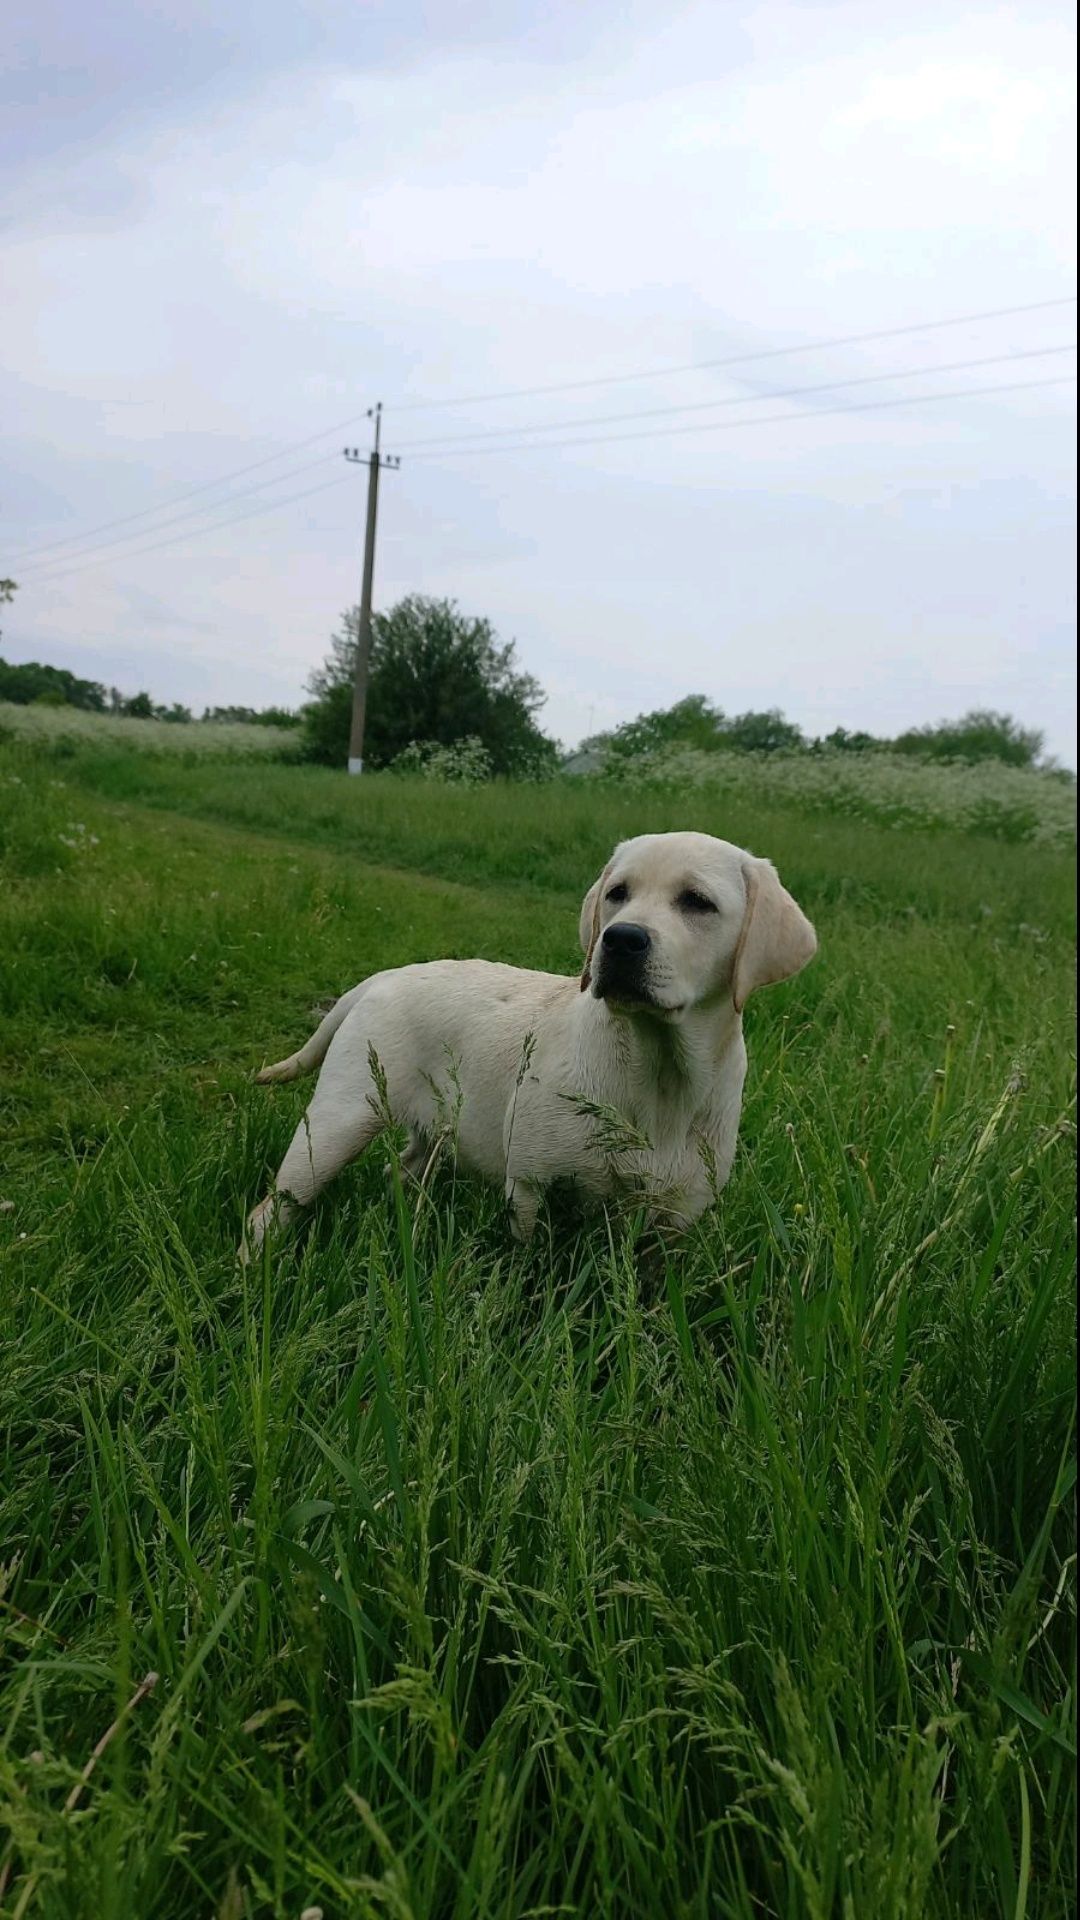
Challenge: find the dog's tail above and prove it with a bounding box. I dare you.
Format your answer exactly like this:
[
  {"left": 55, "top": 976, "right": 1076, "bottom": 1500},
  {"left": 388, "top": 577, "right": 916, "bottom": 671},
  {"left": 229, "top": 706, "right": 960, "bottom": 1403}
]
[{"left": 253, "top": 982, "right": 370, "bottom": 1085}]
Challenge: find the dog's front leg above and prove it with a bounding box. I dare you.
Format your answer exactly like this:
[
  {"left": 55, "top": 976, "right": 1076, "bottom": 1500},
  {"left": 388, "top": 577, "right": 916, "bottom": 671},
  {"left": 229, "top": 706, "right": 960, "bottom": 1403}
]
[
  {"left": 239, "top": 1190, "right": 296, "bottom": 1265},
  {"left": 505, "top": 1175, "right": 540, "bottom": 1243}
]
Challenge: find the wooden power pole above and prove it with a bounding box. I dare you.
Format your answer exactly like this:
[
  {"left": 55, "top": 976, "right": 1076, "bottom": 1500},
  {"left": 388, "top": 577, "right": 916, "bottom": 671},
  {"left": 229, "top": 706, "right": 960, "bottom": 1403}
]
[{"left": 344, "top": 406, "right": 399, "bottom": 774}]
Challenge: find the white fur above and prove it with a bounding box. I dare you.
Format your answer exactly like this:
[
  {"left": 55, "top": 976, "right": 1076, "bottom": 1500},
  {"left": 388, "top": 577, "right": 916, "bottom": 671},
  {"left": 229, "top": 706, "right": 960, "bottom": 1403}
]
[{"left": 241, "top": 831, "right": 816, "bottom": 1256}]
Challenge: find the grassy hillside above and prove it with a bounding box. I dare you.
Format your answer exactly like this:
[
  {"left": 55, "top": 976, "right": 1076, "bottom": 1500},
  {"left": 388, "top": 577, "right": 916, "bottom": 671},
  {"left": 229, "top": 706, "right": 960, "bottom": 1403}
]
[{"left": 0, "top": 739, "right": 1075, "bottom": 1918}]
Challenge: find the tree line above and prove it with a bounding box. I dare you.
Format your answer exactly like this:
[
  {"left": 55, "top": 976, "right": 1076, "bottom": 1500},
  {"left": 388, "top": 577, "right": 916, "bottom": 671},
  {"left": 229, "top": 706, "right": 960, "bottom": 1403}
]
[
  {"left": 0, "top": 656, "right": 302, "bottom": 730},
  {"left": 576, "top": 690, "right": 1048, "bottom": 771},
  {"left": 0, "top": 579, "right": 1057, "bottom": 775}
]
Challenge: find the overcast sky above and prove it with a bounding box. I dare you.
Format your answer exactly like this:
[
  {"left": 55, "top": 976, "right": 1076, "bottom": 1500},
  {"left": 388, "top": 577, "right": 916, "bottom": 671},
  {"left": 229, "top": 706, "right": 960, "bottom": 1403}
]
[{"left": 3, "top": 0, "right": 1076, "bottom": 760}]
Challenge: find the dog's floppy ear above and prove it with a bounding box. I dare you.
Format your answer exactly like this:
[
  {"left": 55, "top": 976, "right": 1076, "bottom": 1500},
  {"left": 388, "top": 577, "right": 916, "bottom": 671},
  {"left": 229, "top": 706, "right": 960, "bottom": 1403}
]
[
  {"left": 578, "top": 862, "right": 612, "bottom": 992},
  {"left": 731, "top": 859, "right": 817, "bottom": 1013}
]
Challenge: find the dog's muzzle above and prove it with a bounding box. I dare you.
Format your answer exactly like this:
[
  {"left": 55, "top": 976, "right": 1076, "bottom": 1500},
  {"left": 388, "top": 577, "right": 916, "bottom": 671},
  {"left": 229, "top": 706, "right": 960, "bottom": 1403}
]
[{"left": 594, "top": 921, "right": 653, "bottom": 1002}]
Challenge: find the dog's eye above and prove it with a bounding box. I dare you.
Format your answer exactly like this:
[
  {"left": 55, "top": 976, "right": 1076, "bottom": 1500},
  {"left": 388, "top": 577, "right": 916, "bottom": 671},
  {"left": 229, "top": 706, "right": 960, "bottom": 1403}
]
[
  {"left": 606, "top": 882, "right": 629, "bottom": 905},
  {"left": 678, "top": 889, "right": 718, "bottom": 914}
]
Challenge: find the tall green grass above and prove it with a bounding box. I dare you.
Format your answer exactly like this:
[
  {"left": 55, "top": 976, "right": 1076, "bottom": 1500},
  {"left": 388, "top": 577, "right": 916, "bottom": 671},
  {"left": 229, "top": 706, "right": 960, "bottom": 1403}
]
[
  {"left": 0, "top": 703, "right": 301, "bottom": 759},
  {"left": 25, "top": 747, "right": 1077, "bottom": 938},
  {"left": 0, "top": 741, "right": 1075, "bottom": 1918}
]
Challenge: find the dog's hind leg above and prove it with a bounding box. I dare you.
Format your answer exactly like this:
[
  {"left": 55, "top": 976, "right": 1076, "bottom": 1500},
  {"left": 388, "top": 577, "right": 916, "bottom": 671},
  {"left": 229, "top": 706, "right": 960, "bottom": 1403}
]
[
  {"left": 384, "top": 1130, "right": 430, "bottom": 1190},
  {"left": 241, "top": 1026, "right": 387, "bottom": 1259}
]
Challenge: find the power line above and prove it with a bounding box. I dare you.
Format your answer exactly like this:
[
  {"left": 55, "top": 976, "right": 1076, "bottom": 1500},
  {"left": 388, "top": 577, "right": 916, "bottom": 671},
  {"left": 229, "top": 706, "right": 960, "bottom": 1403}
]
[
  {"left": 26, "top": 473, "right": 350, "bottom": 587},
  {"left": 16, "top": 451, "right": 341, "bottom": 580},
  {"left": 24, "top": 373, "right": 1073, "bottom": 588},
  {"left": 7, "top": 431, "right": 368, "bottom": 568},
  {"left": 29, "top": 341, "right": 1067, "bottom": 588},
  {"left": 394, "top": 343, "right": 1076, "bottom": 451},
  {"left": 27, "top": 345, "right": 1067, "bottom": 584},
  {"left": 8, "top": 292, "right": 1075, "bottom": 565},
  {"left": 387, "top": 294, "right": 1078, "bottom": 415},
  {"left": 404, "top": 374, "right": 1076, "bottom": 461}
]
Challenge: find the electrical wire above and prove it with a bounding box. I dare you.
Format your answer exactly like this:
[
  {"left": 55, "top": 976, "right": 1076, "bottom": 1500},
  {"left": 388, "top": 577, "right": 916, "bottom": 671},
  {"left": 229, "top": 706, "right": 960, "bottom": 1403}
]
[
  {"left": 393, "top": 343, "right": 1076, "bottom": 451},
  {"left": 15, "top": 451, "right": 342, "bottom": 580},
  {"left": 387, "top": 294, "right": 1078, "bottom": 414},
  {"left": 21, "top": 344, "right": 1075, "bottom": 581},
  {"left": 28, "top": 474, "right": 351, "bottom": 586},
  {"left": 403, "top": 374, "right": 1076, "bottom": 461},
  {"left": 26, "top": 374, "right": 1073, "bottom": 587},
  {"left": 8, "top": 292, "right": 1075, "bottom": 565}
]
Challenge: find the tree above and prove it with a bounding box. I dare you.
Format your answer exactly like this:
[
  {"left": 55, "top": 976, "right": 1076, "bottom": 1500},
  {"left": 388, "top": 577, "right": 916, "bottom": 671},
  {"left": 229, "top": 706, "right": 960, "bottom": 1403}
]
[
  {"left": 602, "top": 695, "right": 727, "bottom": 761},
  {"left": 892, "top": 709, "right": 1044, "bottom": 769},
  {"left": 121, "top": 691, "right": 156, "bottom": 719},
  {"left": 303, "top": 595, "right": 557, "bottom": 775},
  {"left": 202, "top": 704, "right": 301, "bottom": 728},
  {"left": 0, "top": 655, "right": 107, "bottom": 711},
  {"left": 0, "top": 579, "right": 15, "bottom": 641},
  {"left": 720, "top": 708, "right": 805, "bottom": 754},
  {"left": 813, "top": 727, "right": 880, "bottom": 754},
  {"left": 597, "top": 696, "right": 804, "bottom": 760}
]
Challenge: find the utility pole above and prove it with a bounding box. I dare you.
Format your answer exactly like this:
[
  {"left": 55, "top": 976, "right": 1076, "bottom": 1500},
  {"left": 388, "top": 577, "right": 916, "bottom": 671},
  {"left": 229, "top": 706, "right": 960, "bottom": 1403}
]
[{"left": 343, "top": 405, "right": 400, "bottom": 774}]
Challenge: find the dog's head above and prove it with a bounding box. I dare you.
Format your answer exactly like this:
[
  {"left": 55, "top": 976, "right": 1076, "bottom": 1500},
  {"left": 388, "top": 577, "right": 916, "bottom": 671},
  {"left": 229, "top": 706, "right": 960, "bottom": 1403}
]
[{"left": 579, "top": 831, "right": 816, "bottom": 1018}]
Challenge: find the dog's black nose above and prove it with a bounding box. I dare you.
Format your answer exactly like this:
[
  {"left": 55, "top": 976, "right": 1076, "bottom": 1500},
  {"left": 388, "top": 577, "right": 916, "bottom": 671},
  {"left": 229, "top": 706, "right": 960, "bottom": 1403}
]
[{"left": 602, "top": 921, "right": 651, "bottom": 957}]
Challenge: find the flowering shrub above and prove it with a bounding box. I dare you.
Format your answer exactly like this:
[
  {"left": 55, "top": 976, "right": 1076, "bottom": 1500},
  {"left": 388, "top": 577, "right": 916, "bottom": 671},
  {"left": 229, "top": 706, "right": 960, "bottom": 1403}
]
[
  {"left": 596, "top": 746, "right": 1075, "bottom": 847},
  {"left": 388, "top": 736, "right": 495, "bottom": 785}
]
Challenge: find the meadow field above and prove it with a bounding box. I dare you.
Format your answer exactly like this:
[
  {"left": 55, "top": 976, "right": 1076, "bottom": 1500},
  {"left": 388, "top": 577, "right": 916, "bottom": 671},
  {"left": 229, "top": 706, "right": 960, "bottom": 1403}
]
[
  {"left": 0, "top": 732, "right": 1075, "bottom": 1917},
  {"left": 0, "top": 703, "right": 301, "bottom": 761}
]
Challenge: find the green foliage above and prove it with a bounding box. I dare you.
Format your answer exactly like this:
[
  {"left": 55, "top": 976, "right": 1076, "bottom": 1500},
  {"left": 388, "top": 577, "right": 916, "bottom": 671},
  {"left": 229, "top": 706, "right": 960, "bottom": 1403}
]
[
  {"left": 0, "top": 650, "right": 261, "bottom": 729},
  {"left": 892, "top": 709, "right": 1046, "bottom": 768},
  {"left": 0, "top": 737, "right": 1074, "bottom": 1916},
  {"left": 592, "top": 697, "right": 1053, "bottom": 772},
  {"left": 120, "top": 689, "right": 156, "bottom": 718},
  {"left": 298, "top": 674, "right": 353, "bottom": 765},
  {"left": 602, "top": 693, "right": 729, "bottom": 759},
  {"left": 0, "top": 660, "right": 199, "bottom": 724},
  {"left": 303, "top": 594, "right": 559, "bottom": 775},
  {"left": 816, "top": 726, "right": 882, "bottom": 753},
  {"left": 202, "top": 704, "right": 302, "bottom": 728},
  {"left": 0, "top": 653, "right": 108, "bottom": 711},
  {"left": 721, "top": 706, "right": 806, "bottom": 753},
  {"left": 599, "top": 696, "right": 807, "bottom": 759},
  {"left": 117, "top": 691, "right": 194, "bottom": 723}
]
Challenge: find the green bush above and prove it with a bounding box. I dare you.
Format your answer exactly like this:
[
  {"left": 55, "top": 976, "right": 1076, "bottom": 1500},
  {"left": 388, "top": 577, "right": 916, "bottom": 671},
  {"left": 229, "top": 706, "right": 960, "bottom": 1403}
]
[
  {"left": 893, "top": 708, "right": 1045, "bottom": 768},
  {"left": 302, "top": 594, "right": 559, "bottom": 775}
]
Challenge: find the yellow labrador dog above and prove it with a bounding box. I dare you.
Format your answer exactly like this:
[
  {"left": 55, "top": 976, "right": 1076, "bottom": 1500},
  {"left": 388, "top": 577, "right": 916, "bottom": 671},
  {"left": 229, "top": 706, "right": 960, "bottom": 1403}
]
[{"left": 243, "top": 832, "right": 816, "bottom": 1255}]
